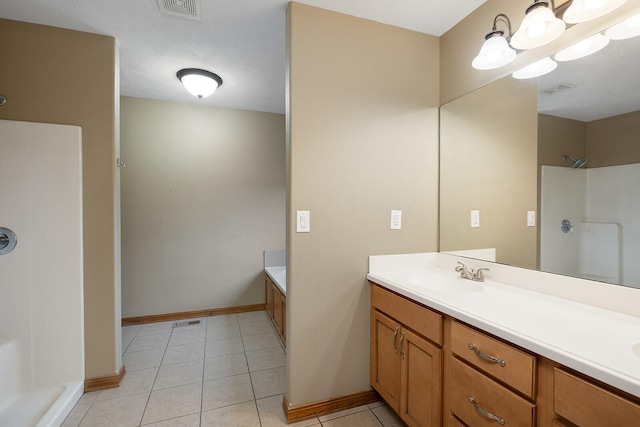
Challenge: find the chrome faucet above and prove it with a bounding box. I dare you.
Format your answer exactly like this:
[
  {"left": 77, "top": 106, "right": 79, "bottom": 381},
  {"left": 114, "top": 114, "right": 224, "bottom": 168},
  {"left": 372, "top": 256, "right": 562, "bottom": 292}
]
[{"left": 455, "top": 262, "right": 489, "bottom": 282}]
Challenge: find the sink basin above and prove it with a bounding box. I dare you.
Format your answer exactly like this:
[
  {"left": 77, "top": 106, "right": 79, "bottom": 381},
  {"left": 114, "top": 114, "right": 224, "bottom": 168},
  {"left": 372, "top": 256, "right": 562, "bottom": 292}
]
[
  {"left": 405, "top": 274, "right": 483, "bottom": 293},
  {"left": 632, "top": 343, "right": 640, "bottom": 359},
  {"left": 378, "top": 270, "right": 484, "bottom": 293}
]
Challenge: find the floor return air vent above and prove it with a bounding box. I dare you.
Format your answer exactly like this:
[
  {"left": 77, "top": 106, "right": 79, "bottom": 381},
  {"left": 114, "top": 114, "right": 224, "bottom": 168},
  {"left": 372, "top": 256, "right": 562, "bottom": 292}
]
[{"left": 173, "top": 319, "right": 201, "bottom": 328}]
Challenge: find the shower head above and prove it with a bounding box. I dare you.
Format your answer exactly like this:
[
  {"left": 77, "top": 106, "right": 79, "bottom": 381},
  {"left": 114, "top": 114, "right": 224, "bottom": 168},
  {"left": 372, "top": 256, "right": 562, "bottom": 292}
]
[{"left": 562, "top": 154, "right": 587, "bottom": 169}]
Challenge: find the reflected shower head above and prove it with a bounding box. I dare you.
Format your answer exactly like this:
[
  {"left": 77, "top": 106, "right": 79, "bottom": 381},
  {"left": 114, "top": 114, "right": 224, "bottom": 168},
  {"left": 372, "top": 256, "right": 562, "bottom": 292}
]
[{"left": 562, "top": 154, "right": 587, "bottom": 169}]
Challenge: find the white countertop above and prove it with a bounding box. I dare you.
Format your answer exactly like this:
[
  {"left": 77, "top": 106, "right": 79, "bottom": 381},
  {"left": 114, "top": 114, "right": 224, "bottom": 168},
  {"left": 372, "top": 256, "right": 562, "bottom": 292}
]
[
  {"left": 367, "top": 253, "right": 640, "bottom": 398},
  {"left": 265, "top": 266, "right": 286, "bottom": 295}
]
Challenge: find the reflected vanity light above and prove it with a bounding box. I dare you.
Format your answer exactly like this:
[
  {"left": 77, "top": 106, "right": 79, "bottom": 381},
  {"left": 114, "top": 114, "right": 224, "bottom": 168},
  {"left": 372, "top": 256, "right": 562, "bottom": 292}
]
[
  {"left": 605, "top": 12, "right": 640, "bottom": 39},
  {"left": 512, "top": 56, "right": 558, "bottom": 79},
  {"left": 554, "top": 33, "right": 610, "bottom": 61},
  {"left": 564, "top": 0, "right": 628, "bottom": 24},
  {"left": 511, "top": 1, "right": 566, "bottom": 50},
  {"left": 472, "top": 14, "right": 517, "bottom": 70}
]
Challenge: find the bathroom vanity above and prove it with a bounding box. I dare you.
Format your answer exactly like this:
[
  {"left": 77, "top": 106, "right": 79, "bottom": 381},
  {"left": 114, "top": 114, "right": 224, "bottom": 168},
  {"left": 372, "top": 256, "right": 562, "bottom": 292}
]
[
  {"left": 264, "top": 250, "right": 286, "bottom": 347},
  {"left": 265, "top": 272, "right": 286, "bottom": 347},
  {"left": 368, "top": 253, "right": 640, "bottom": 427}
]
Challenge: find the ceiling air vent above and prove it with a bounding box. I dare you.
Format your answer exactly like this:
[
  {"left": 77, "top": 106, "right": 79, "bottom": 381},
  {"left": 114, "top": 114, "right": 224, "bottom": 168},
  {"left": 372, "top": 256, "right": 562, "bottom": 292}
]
[
  {"left": 157, "top": 0, "right": 201, "bottom": 21},
  {"left": 540, "top": 82, "right": 577, "bottom": 96}
]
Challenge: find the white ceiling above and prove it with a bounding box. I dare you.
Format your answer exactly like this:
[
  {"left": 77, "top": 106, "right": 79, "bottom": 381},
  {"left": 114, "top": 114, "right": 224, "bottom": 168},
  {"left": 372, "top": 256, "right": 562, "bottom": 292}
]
[
  {"left": 538, "top": 34, "right": 640, "bottom": 122},
  {"left": 0, "top": 0, "right": 486, "bottom": 114}
]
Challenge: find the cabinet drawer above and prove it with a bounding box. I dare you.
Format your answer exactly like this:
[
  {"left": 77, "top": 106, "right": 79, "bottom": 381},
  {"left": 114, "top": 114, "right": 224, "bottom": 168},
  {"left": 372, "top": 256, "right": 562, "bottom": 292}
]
[
  {"left": 554, "top": 368, "right": 640, "bottom": 427},
  {"left": 451, "top": 321, "right": 536, "bottom": 398},
  {"left": 371, "top": 284, "right": 442, "bottom": 345},
  {"left": 449, "top": 415, "right": 466, "bottom": 427},
  {"left": 449, "top": 357, "right": 535, "bottom": 427}
]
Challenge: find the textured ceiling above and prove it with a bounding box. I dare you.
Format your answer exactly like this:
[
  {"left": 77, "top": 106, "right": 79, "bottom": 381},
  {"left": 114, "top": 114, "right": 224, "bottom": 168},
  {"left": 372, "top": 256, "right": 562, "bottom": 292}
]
[
  {"left": 538, "top": 34, "right": 640, "bottom": 122},
  {"left": 0, "top": 0, "right": 486, "bottom": 114}
]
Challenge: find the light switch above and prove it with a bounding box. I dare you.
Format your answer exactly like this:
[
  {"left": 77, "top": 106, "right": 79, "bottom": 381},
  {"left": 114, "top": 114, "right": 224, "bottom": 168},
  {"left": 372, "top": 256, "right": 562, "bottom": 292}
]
[
  {"left": 470, "top": 210, "right": 480, "bottom": 228},
  {"left": 390, "top": 210, "right": 402, "bottom": 230},
  {"left": 296, "top": 211, "right": 310, "bottom": 233},
  {"left": 527, "top": 211, "right": 536, "bottom": 227}
]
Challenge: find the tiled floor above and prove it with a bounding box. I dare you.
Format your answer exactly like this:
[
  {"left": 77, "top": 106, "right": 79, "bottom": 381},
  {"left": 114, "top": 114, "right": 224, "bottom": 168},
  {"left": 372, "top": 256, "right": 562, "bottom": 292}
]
[{"left": 62, "top": 310, "right": 406, "bottom": 427}]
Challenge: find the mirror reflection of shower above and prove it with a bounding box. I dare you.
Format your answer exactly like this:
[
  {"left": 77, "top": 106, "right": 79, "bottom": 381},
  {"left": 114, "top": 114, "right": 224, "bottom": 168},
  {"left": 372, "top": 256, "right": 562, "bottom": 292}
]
[{"left": 562, "top": 154, "right": 587, "bottom": 169}]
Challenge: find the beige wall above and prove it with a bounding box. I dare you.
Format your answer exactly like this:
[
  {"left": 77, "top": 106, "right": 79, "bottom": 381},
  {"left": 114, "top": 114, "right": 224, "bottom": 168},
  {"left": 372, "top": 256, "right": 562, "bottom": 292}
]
[
  {"left": 286, "top": 3, "right": 440, "bottom": 405},
  {"left": 538, "top": 114, "right": 587, "bottom": 168},
  {"left": 440, "top": 77, "right": 539, "bottom": 269},
  {"left": 587, "top": 110, "right": 640, "bottom": 167},
  {"left": 539, "top": 110, "right": 640, "bottom": 169},
  {"left": 0, "top": 19, "right": 120, "bottom": 379},
  {"left": 440, "top": 0, "right": 640, "bottom": 104},
  {"left": 120, "top": 97, "right": 285, "bottom": 317}
]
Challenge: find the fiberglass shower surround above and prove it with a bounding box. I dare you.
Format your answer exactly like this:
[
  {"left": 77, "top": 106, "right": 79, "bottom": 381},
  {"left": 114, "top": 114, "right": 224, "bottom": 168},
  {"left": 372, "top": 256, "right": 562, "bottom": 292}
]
[
  {"left": 540, "top": 164, "right": 640, "bottom": 288},
  {"left": 0, "top": 119, "right": 85, "bottom": 427}
]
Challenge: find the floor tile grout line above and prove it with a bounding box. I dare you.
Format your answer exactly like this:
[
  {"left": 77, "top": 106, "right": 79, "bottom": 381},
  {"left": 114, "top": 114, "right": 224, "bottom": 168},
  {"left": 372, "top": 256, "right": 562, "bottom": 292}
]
[
  {"left": 240, "top": 314, "right": 267, "bottom": 427},
  {"left": 198, "top": 318, "right": 207, "bottom": 427},
  {"left": 72, "top": 312, "right": 302, "bottom": 426},
  {"left": 137, "top": 321, "right": 173, "bottom": 426}
]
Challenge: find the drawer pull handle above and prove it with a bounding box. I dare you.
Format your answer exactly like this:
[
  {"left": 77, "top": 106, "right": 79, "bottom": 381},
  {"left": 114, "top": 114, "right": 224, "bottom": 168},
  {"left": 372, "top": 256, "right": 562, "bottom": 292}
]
[
  {"left": 468, "top": 396, "right": 505, "bottom": 426},
  {"left": 468, "top": 343, "right": 506, "bottom": 367},
  {"left": 392, "top": 327, "right": 400, "bottom": 354},
  {"left": 399, "top": 331, "right": 406, "bottom": 360}
]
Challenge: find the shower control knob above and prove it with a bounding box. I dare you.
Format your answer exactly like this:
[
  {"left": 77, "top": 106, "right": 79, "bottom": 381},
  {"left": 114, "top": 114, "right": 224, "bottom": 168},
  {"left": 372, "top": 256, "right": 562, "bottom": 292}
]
[
  {"left": 0, "top": 227, "right": 18, "bottom": 255},
  {"left": 561, "top": 219, "right": 573, "bottom": 234}
]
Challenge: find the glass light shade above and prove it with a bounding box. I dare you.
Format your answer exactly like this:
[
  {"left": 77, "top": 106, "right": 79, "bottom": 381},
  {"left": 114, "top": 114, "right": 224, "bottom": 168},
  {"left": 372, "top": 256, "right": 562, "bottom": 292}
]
[
  {"left": 512, "top": 57, "right": 558, "bottom": 79},
  {"left": 554, "top": 33, "right": 610, "bottom": 61},
  {"left": 472, "top": 33, "right": 517, "bottom": 70},
  {"left": 511, "top": 3, "right": 566, "bottom": 50},
  {"left": 605, "top": 13, "right": 640, "bottom": 39},
  {"left": 177, "top": 69, "right": 223, "bottom": 99},
  {"left": 563, "top": 0, "right": 628, "bottom": 24}
]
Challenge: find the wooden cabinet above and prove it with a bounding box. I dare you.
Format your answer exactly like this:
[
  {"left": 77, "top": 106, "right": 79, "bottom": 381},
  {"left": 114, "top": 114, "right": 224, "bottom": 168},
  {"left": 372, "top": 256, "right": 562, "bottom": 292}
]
[
  {"left": 266, "top": 275, "right": 274, "bottom": 318},
  {"left": 451, "top": 321, "right": 536, "bottom": 399},
  {"left": 370, "top": 284, "right": 443, "bottom": 427},
  {"left": 265, "top": 274, "right": 286, "bottom": 348},
  {"left": 448, "top": 321, "right": 537, "bottom": 427},
  {"left": 369, "top": 280, "right": 640, "bottom": 427},
  {"left": 449, "top": 357, "right": 535, "bottom": 427},
  {"left": 553, "top": 368, "right": 640, "bottom": 427}
]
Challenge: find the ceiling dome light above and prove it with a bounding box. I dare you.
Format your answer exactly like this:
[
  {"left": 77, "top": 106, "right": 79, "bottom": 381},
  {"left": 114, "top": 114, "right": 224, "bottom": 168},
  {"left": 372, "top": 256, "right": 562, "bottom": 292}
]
[
  {"left": 605, "top": 12, "right": 640, "bottom": 39},
  {"left": 472, "top": 14, "right": 517, "bottom": 70},
  {"left": 512, "top": 56, "right": 558, "bottom": 79},
  {"left": 511, "top": 1, "right": 566, "bottom": 50},
  {"left": 176, "top": 68, "right": 223, "bottom": 99},
  {"left": 563, "top": 0, "right": 627, "bottom": 24},
  {"left": 554, "top": 33, "right": 610, "bottom": 61}
]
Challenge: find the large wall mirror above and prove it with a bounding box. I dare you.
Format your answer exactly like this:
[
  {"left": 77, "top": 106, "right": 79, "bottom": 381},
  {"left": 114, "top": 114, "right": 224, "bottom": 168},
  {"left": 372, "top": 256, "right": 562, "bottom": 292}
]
[{"left": 440, "top": 20, "right": 640, "bottom": 290}]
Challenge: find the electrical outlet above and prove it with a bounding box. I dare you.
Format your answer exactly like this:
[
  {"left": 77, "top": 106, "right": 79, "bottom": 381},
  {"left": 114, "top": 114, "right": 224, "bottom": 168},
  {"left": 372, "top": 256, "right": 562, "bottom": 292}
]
[
  {"left": 391, "top": 210, "right": 402, "bottom": 230},
  {"left": 470, "top": 210, "right": 480, "bottom": 228},
  {"left": 527, "top": 211, "right": 536, "bottom": 227},
  {"left": 296, "top": 211, "right": 310, "bottom": 232}
]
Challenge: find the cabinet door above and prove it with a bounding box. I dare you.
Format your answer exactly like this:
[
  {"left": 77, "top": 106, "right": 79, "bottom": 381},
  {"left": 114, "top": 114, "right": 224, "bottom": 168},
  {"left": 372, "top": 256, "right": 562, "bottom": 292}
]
[
  {"left": 266, "top": 277, "right": 274, "bottom": 319},
  {"left": 554, "top": 368, "right": 640, "bottom": 427},
  {"left": 400, "top": 327, "right": 442, "bottom": 427},
  {"left": 273, "top": 286, "right": 282, "bottom": 332},
  {"left": 371, "top": 310, "right": 402, "bottom": 411},
  {"left": 280, "top": 295, "right": 286, "bottom": 346}
]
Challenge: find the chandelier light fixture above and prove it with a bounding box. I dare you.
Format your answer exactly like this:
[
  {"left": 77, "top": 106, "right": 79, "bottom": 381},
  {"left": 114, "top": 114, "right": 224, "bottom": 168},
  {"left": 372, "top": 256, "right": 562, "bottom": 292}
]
[
  {"left": 472, "top": 14, "right": 517, "bottom": 70},
  {"left": 563, "top": 0, "right": 628, "bottom": 24},
  {"left": 605, "top": 12, "right": 640, "bottom": 39},
  {"left": 512, "top": 56, "right": 558, "bottom": 79},
  {"left": 176, "top": 68, "right": 223, "bottom": 99},
  {"left": 554, "top": 33, "right": 610, "bottom": 61},
  {"left": 471, "top": 0, "right": 633, "bottom": 72},
  {"left": 510, "top": 1, "right": 566, "bottom": 50}
]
